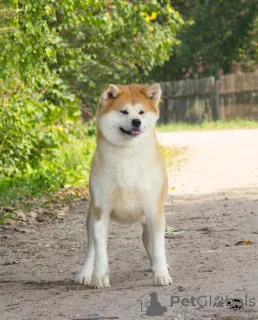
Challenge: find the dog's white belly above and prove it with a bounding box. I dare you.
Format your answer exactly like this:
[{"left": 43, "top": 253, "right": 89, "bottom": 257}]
[{"left": 110, "top": 187, "right": 145, "bottom": 224}]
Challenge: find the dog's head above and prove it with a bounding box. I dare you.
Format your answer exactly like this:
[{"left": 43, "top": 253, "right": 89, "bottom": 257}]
[{"left": 96, "top": 83, "right": 161, "bottom": 147}]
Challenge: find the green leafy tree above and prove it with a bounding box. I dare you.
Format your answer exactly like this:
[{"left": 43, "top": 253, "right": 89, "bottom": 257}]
[
  {"left": 153, "top": 0, "right": 258, "bottom": 80},
  {"left": 1, "top": 0, "right": 184, "bottom": 108},
  {"left": 0, "top": 0, "right": 184, "bottom": 176}
]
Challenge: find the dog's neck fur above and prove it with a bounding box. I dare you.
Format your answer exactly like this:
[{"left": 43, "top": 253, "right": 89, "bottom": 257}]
[{"left": 96, "top": 129, "right": 158, "bottom": 160}]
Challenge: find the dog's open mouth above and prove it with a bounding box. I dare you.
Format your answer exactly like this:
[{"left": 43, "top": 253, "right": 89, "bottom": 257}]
[{"left": 120, "top": 127, "right": 141, "bottom": 136}]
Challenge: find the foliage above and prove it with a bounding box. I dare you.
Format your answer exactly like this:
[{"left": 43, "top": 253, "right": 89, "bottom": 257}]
[
  {"left": 0, "top": 212, "right": 12, "bottom": 225},
  {"left": 0, "top": 78, "right": 81, "bottom": 176},
  {"left": 0, "top": 130, "right": 96, "bottom": 209},
  {"left": 152, "top": 0, "right": 258, "bottom": 80},
  {"left": 1, "top": 0, "right": 184, "bottom": 109}
]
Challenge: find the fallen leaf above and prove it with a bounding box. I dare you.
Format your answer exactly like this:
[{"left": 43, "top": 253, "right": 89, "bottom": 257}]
[
  {"left": 165, "top": 226, "right": 185, "bottom": 238},
  {"left": 235, "top": 240, "right": 254, "bottom": 246}
]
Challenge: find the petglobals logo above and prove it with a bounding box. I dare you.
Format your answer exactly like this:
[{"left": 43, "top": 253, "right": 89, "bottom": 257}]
[
  {"left": 170, "top": 295, "right": 256, "bottom": 309},
  {"left": 138, "top": 292, "right": 256, "bottom": 317}
]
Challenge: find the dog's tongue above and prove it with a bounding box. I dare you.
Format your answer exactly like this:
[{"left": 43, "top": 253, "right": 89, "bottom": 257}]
[{"left": 131, "top": 130, "right": 141, "bottom": 136}]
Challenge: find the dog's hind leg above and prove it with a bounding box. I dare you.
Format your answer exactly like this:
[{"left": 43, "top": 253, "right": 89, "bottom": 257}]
[
  {"left": 75, "top": 204, "right": 95, "bottom": 285},
  {"left": 142, "top": 224, "right": 152, "bottom": 268},
  {"left": 145, "top": 208, "right": 172, "bottom": 286}
]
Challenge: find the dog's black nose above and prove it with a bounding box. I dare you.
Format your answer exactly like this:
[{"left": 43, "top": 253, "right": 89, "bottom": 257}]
[{"left": 132, "top": 119, "right": 141, "bottom": 127}]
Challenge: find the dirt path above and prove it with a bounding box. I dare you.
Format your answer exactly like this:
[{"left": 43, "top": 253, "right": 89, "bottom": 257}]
[
  {"left": 1, "top": 129, "right": 258, "bottom": 320},
  {"left": 158, "top": 129, "right": 258, "bottom": 197}
]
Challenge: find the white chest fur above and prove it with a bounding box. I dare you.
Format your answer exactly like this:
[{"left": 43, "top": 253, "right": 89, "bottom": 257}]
[{"left": 90, "top": 137, "right": 164, "bottom": 223}]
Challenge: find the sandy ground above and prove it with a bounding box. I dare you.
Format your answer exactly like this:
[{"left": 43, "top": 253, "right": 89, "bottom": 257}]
[{"left": 1, "top": 129, "right": 258, "bottom": 320}]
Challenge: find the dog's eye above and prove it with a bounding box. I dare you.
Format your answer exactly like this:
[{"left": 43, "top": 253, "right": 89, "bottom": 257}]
[
  {"left": 120, "top": 110, "right": 129, "bottom": 115},
  {"left": 139, "top": 111, "right": 145, "bottom": 115}
]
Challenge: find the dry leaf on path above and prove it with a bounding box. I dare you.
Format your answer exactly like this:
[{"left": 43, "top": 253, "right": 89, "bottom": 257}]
[{"left": 235, "top": 240, "right": 254, "bottom": 246}]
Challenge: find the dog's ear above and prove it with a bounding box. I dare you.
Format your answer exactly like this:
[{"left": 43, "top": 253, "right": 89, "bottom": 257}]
[
  {"left": 100, "top": 84, "right": 120, "bottom": 107},
  {"left": 145, "top": 83, "right": 162, "bottom": 107}
]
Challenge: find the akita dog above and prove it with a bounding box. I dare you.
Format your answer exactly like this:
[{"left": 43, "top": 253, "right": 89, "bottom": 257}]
[{"left": 76, "top": 83, "right": 172, "bottom": 288}]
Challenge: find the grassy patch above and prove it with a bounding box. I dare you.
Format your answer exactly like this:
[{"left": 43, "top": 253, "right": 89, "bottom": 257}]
[
  {"left": 0, "top": 212, "right": 13, "bottom": 225},
  {"left": 157, "top": 120, "right": 258, "bottom": 132},
  {"left": 0, "top": 134, "right": 96, "bottom": 211},
  {"left": 159, "top": 144, "right": 187, "bottom": 167}
]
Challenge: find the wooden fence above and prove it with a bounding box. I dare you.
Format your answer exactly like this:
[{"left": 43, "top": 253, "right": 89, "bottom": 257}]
[{"left": 159, "top": 72, "right": 258, "bottom": 123}]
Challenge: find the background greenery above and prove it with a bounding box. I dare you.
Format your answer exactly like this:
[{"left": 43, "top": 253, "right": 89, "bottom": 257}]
[
  {"left": 0, "top": 0, "right": 184, "bottom": 212},
  {"left": 153, "top": 0, "right": 258, "bottom": 80},
  {"left": 0, "top": 0, "right": 257, "bottom": 214}
]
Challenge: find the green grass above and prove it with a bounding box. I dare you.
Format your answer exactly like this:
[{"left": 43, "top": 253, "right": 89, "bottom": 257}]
[
  {"left": 157, "top": 120, "right": 258, "bottom": 132},
  {"left": 0, "top": 135, "right": 96, "bottom": 211},
  {"left": 0, "top": 212, "right": 13, "bottom": 225}
]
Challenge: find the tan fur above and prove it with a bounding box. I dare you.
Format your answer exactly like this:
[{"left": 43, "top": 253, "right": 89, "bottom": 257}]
[{"left": 99, "top": 84, "right": 159, "bottom": 116}]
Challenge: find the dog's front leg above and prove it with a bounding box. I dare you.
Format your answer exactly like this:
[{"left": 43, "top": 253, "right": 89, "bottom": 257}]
[
  {"left": 91, "top": 207, "right": 110, "bottom": 288},
  {"left": 145, "top": 209, "right": 172, "bottom": 286},
  {"left": 76, "top": 205, "right": 95, "bottom": 285}
]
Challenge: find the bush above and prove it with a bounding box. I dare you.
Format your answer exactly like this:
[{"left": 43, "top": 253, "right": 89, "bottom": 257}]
[
  {"left": 0, "top": 79, "right": 81, "bottom": 177},
  {"left": 0, "top": 79, "right": 96, "bottom": 208},
  {"left": 0, "top": 123, "right": 96, "bottom": 208}
]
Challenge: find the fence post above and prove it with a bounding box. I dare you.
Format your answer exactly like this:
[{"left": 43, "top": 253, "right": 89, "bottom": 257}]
[{"left": 215, "top": 79, "right": 221, "bottom": 121}]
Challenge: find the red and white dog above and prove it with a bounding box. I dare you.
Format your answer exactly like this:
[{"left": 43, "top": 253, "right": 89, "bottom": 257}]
[{"left": 76, "top": 83, "right": 171, "bottom": 288}]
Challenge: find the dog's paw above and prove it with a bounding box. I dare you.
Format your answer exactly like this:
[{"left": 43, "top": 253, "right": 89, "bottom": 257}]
[
  {"left": 91, "top": 274, "right": 110, "bottom": 289},
  {"left": 153, "top": 270, "right": 172, "bottom": 286},
  {"left": 75, "top": 271, "right": 92, "bottom": 286}
]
